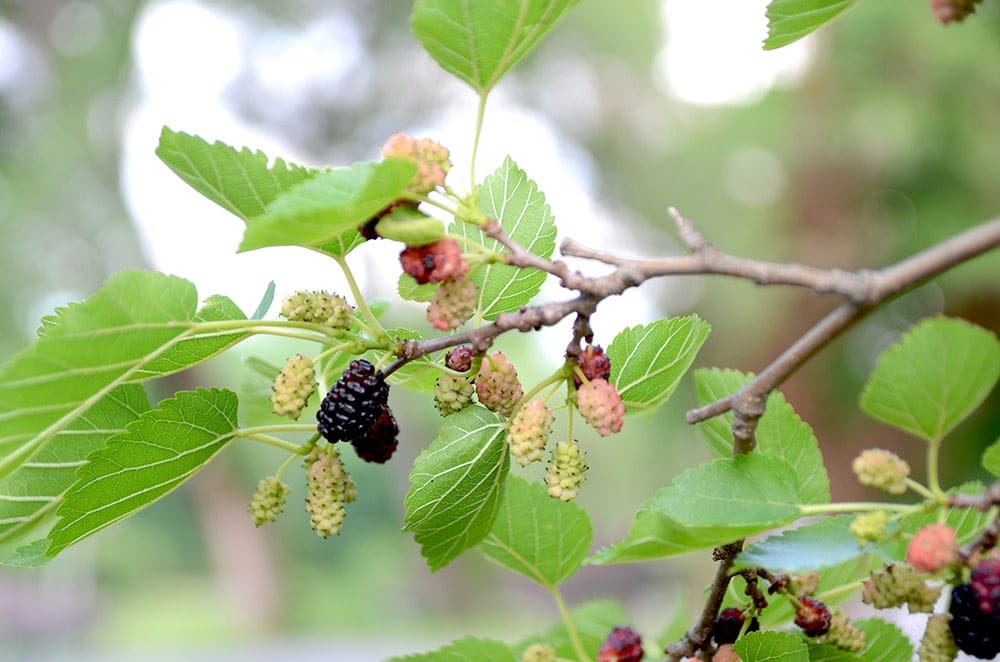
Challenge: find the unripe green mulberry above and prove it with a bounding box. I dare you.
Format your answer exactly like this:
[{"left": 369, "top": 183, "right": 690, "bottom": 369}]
[
  {"left": 817, "top": 610, "right": 866, "bottom": 653},
  {"left": 304, "top": 444, "right": 356, "bottom": 538},
  {"left": 434, "top": 374, "right": 475, "bottom": 416},
  {"left": 280, "top": 291, "right": 353, "bottom": 329},
  {"left": 248, "top": 476, "right": 290, "bottom": 527},
  {"left": 849, "top": 510, "right": 890, "bottom": 546},
  {"left": 476, "top": 352, "right": 523, "bottom": 417},
  {"left": 918, "top": 614, "right": 958, "bottom": 662},
  {"left": 508, "top": 400, "right": 554, "bottom": 467},
  {"left": 576, "top": 378, "right": 624, "bottom": 437},
  {"left": 271, "top": 354, "right": 316, "bottom": 420},
  {"left": 545, "top": 440, "right": 587, "bottom": 502},
  {"left": 521, "top": 643, "right": 557, "bottom": 662},
  {"left": 426, "top": 276, "right": 477, "bottom": 330},
  {"left": 852, "top": 448, "right": 910, "bottom": 494},
  {"left": 862, "top": 563, "right": 941, "bottom": 613}
]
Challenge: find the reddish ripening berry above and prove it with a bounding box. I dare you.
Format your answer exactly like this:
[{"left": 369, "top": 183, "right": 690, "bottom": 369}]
[
  {"left": 906, "top": 524, "right": 958, "bottom": 573},
  {"left": 574, "top": 344, "right": 611, "bottom": 387},
  {"left": 794, "top": 596, "right": 832, "bottom": 637},
  {"left": 930, "top": 0, "right": 984, "bottom": 24},
  {"left": 596, "top": 626, "right": 643, "bottom": 662},
  {"left": 577, "top": 378, "right": 625, "bottom": 437},
  {"left": 399, "top": 239, "right": 468, "bottom": 284},
  {"left": 446, "top": 346, "right": 474, "bottom": 372},
  {"left": 380, "top": 132, "right": 451, "bottom": 195},
  {"left": 476, "top": 352, "right": 523, "bottom": 417}
]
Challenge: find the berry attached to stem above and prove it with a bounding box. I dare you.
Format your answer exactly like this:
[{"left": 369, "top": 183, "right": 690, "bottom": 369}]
[
  {"left": 507, "top": 400, "right": 555, "bottom": 467},
  {"left": 271, "top": 354, "right": 316, "bottom": 420},
  {"left": 794, "top": 596, "right": 833, "bottom": 637},
  {"left": 906, "top": 524, "right": 958, "bottom": 573},
  {"left": 316, "top": 359, "right": 389, "bottom": 443},
  {"left": 476, "top": 352, "right": 523, "bottom": 417},
  {"left": 852, "top": 448, "right": 910, "bottom": 495},
  {"left": 576, "top": 378, "right": 625, "bottom": 437},
  {"left": 596, "top": 626, "right": 643, "bottom": 662},
  {"left": 248, "top": 476, "right": 290, "bottom": 527},
  {"left": 545, "top": 440, "right": 587, "bottom": 502},
  {"left": 304, "top": 444, "right": 356, "bottom": 538},
  {"left": 280, "top": 291, "right": 353, "bottom": 329}
]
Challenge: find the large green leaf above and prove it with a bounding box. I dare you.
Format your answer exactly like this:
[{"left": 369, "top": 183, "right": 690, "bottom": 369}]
[
  {"left": 694, "top": 369, "right": 830, "bottom": 505},
  {"left": 451, "top": 157, "right": 556, "bottom": 320},
  {"left": 608, "top": 316, "right": 710, "bottom": 414},
  {"left": 763, "top": 0, "right": 859, "bottom": 51},
  {"left": 411, "top": 0, "right": 580, "bottom": 94},
  {"left": 590, "top": 455, "right": 803, "bottom": 564},
  {"left": 860, "top": 317, "right": 999, "bottom": 443},
  {"left": 156, "top": 127, "right": 316, "bottom": 221},
  {"left": 389, "top": 637, "right": 516, "bottom": 662},
  {"left": 854, "top": 619, "right": 913, "bottom": 662},
  {"left": 403, "top": 405, "right": 509, "bottom": 571},
  {"left": 735, "top": 515, "right": 871, "bottom": 573},
  {"left": 239, "top": 159, "right": 417, "bottom": 252},
  {"left": 984, "top": 436, "right": 1000, "bottom": 477},
  {"left": 46, "top": 388, "right": 239, "bottom": 557},
  {"left": 479, "top": 475, "right": 592, "bottom": 588},
  {"left": 734, "top": 631, "right": 809, "bottom": 662},
  {"left": 0, "top": 271, "right": 247, "bottom": 482},
  {"left": 0, "top": 384, "right": 150, "bottom": 546},
  {"left": 516, "top": 600, "right": 630, "bottom": 661}
]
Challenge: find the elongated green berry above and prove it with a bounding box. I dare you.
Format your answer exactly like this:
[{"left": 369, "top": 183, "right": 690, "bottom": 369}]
[
  {"left": 545, "top": 440, "right": 587, "bottom": 502},
  {"left": 271, "top": 354, "right": 316, "bottom": 420},
  {"left": 508, "top": 400, "right": 554, "bottom": 467},
  {"left": 280, "top": 291, "right": 353, "bottom": 329},
  {"left": 434, "top": 373, "right": 475, "bottom": 416},
  {"left": 918, "top": 614, "right": 957, "bottom": 662},
  {"left": 862, "top": 563, "right": 941, "bottom": 612},
  {"left": 849, "top": 510, "right": 889, "bottom": 546},
  {"left": 248, "top": 476, "right": 290, "bottom": 527},
  {"left": 304, "top": 444, "right": 356, "bottom": 538}
]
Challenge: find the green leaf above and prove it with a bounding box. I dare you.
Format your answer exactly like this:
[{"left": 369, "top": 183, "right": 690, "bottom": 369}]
[
  {"left": 451, "top": 157, "right": 557, "bottom": 320},
  {"left": 861, "top": 317, "right": 999, "bottom": 443},
  {"left": 239, "top": 159, "right": 417, "bottom": 252},
  {"left": 1, "top": 539, "right": 52, "bottom": 568},
  {"left": 0, "top": 384, "right": 150, "bottom": 545},
  {"left": 251, "top": 281, "right": 276, "bottom": 320},
  {"left": 46, "top": 388, "right": 239, "bottom": 558},
  {"left": 734, "top": 631, "right": 809, "bottom": 662},
  {"left": 855, "top": 618, "right": 913, "bottom": 662},
  {"left": 398, "top": 273, "right": 439, "bottom": 303},
  {"left": 763, "top": 0, "right": 859, "bottom": 51},
  {"left": 156, "top": 127, "right": 316, "bottom": 221},
  {"left": 735, "top": 516, "right": 869, "bottom": 573},
  {"left": 403, "top": 405, "right": 509, "bottom": 571},
  {"left": 389, "top": 636, "right": 516, "bottom": 662},
  {"left": 479, "top": 475, "right": 592, "bottom": 588},
  {"left": 805, "top": 644, "right": 859, "bottom": 662},
  {"left": 694, "top": 369, "right": 830, "bottom": 505},
  {"left": 608, "top": 316, "right": 710, "bottom": 414},
  {"left": 984, "top": 437, "right": 1000, "bottom": 477},
  {"left": 590, "top": 455, "right": 803, "bottom": 564},
  {"left": 411, "top": 0, "right": 581, "bottom": 95},
  {"left": 516, "top": 600, "right": 629, "bottom": 661},
  {"left": 0, "top": 271, "right": 246, "bottom": 482}
]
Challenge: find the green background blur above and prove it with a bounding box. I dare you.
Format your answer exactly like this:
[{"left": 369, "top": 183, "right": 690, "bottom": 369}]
[{"left": 0, "top": 0, "right": 998, "bottom": 659}]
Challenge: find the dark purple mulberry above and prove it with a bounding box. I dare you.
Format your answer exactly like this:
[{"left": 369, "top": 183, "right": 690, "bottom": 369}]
[
  {"left": 316, "top": 359, "right": 389, "bottom": 442},
  {"left": 949, "top": 559, "right": 1000, "bottom": 659},
  {"left": 713, "top": 607, "right": 759, "bottom": 645},
  {"left": 351, "top": 404, "right": 399, "bottom": 464}
]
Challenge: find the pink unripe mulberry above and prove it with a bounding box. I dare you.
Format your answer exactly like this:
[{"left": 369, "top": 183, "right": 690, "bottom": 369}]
[
  {"left": 930, "top": 0, "right": 984, "bottom": 24},
  {"left": 380, "top": 132, "right": 451, "bottom": 195},
  {"left": 426, "top": 276, "right": 476, "bottom": 330},
  {"left": 476, "top": 352, "right": 523, "bottom": 417},
  {"left": 577, "top": 378, "right": 624, "bottom": 436},
  {"left": 906, "top": 524, "right": 958, "bottom": 573},
  {"left": 507, "top": 400, "right": 554, "bottom": 467}
]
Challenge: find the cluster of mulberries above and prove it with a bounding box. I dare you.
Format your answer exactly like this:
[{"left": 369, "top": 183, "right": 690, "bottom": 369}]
[
  {"left": 520, "top": 643, "right": 556, "bottom": 662},
  {"left": 280, "top": 291, "right": 353, "bottom": 329},
  {"left": 434, "top": 373, "right": 476, "bottom": 416},
  {"left": 545, "top": 440, "right": 587, "bottom": 502},
  {"left": 248, "top": 476, "right": 290, "bottom": 527},
  {"left": 817, "top": 610, "right": 866, "bottom": 653},
  {"left": 400, "top": 238, "right": 468, "bottom": 284},
  {"left": 574, "top": 344, "right": 611, "bottom": 387},
  {"left": 794, "top": 596, "right": 832, "bottom": 637},
  {"left": 577, "top": 378, "right": 625, "bottom": 437},
  {"left": 949, "top": 558, "right": 1000, "bottom": 659},
  {"left": 476, "top": 352, "right": 524, "bottom": 417},
  {"left": 930, "top": 0, "right": 984, "bottom": 23},
  {"left": 316, "top": 359, "right": 400, "bottom": 463},
  {"left": 906, "top": 524, "right": 958, "bottom": 573},
  {"left": 849, "top": 510, "right": 890, "bottom": 546},
  {"left": 918, "top": 613, "right": 958, "bottom": 662},
  {"left": 862, "top": 563, "right": 941, "bottom": 612},
  {"left": 596, "top": 626, "right": 643, "bottom": 662},
  {"left": 380, "top": 133, "right": 451, "bottom": 195},
  {"left": 426, "top": 276, "right": 477, "bottom": 330},
  {"left": 507, "top": 400, "right": 554, "bottom": 467},
  {"left": 271, "top": 354, "right": 316, "bottom": 420},
  {"left": 304, "top": 444, "right": 356, "bottom": 538},
  {"left": 852, "top": 448, "right": 910, "bottom": 494}
]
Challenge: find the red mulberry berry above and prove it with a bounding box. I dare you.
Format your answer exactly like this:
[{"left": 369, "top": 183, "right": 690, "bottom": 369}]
[
  {"left": 380, "top": 132, "right": 451, "bottom": 195},
  {"left": 577, "top": 378, "right": 624, "bottom": 437},
  {"left": 507, "top": 400, "right": 554, "bottom": 467},
  {"left": 316, "top": 359, "right": 389, "bottom": 442},
  {"left": 476, "top": 352, "right": 523, "bottom": 417},
  {"left": 399, "top": 239, "right": 468, "bottom": 284},
  {"left": 574, "top": 344, "right": 611, "bottom": 387},
  {"left": 906, "top": 524, "right": 958, "bottom": 573},
  {"left": 426, "top": 276, "right": 477, "bottom": 330},
  {"left": 446, "top": 346, "right": 474, "bottom": 372},
  {"left": 794, "top": 596, "right": 832, "bottom": 637},
  {"left": 597, "top": 626, "right": 643, "bottom": 662},
  {"left": 351, "top": 403, "right": 399, "bottom": 463},
  {"left": 970, "top": 558, "right": 1000, "bottom": 617}
]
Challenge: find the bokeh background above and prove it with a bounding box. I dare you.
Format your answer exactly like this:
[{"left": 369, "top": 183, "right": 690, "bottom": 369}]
[{"left": 0, "top": 0, "right": 998, "bottom": 659}]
